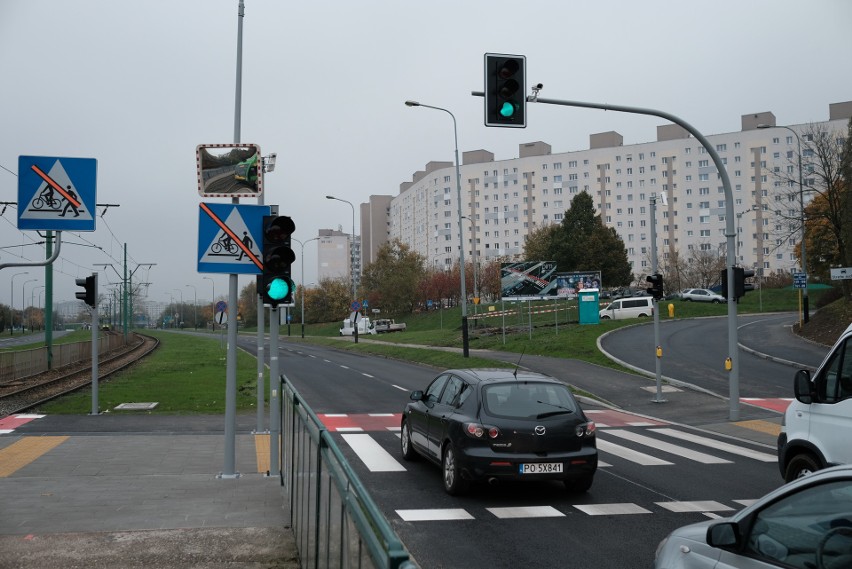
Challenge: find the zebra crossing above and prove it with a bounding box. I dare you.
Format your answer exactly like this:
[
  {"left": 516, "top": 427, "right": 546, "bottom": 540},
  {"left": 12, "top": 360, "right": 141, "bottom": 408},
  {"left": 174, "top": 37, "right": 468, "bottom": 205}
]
[{"left": 321, "top": 410, "right": 778, "bottom": 521}]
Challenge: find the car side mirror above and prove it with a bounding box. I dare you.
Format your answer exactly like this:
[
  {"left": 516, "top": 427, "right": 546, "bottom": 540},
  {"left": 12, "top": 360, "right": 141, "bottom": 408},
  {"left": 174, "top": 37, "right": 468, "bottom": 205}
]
[
  {"left": 707, "top": 522, "right": 740, "bottom": 548},
  {"left": 794, "top": 369, "right": 814, "bottom": 404},
  {"left": 410, "top": 390, "right": 424, "bottom": 401}
]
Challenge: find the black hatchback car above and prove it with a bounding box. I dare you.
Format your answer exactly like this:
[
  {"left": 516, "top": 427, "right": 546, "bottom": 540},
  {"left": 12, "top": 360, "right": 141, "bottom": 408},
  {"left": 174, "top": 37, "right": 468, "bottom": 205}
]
[{"left": 400, "top": 369, "right": 597, "bottom": 495}]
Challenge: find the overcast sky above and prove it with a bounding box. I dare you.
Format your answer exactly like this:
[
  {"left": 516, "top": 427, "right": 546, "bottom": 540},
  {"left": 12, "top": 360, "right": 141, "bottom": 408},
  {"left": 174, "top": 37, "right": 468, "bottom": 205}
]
[{"left": 2, "top": 0, "right": 851, "bottom": 311}]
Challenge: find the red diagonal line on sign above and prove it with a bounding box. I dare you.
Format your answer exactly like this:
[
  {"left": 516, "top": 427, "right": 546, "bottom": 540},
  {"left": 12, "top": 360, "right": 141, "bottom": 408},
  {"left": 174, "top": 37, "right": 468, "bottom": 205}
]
[
  {"left": 199, "top": 203, "right": 262, "bottom": 270},
  {"left": 30, "top": 165, "right": 82, "bottom": 208}
]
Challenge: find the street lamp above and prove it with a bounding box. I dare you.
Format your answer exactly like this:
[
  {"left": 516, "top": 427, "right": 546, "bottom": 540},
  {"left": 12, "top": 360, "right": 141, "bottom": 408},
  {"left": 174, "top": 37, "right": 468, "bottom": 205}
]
[
  {"left": 31, "top": 286, "right": 45, "bottom": 332},
  {"left": 10, "top": 271, "right": 28, "bottom": 335},
  {"left": 735, "top": 205, "right": 758, "bottom": 261},
  {"left": 204, "top": 276, "right": 215, "bottom": 330},
  {"left": 173, "top": 288, "right": 183, "bottom": 327},
  {"left": 22, "top": 279, "right": 36, "bottom": 333},
  {"left": 325, "top": 195, "right": 357, "bottom": 301},
  {"left": 758, "top": 123, "right": 808, "bottom": 323},
  {"left": 185, "top": 284, "right": 197, "bottom": 329},
  {"left": 293, "top": 237, "right": 319, "bottom": 338},
  {"left": 462, "top": 215, "right": 479, "bottom": 323},
  {"left": 405, "top": 99, "right": 469, "bottom": 357}
]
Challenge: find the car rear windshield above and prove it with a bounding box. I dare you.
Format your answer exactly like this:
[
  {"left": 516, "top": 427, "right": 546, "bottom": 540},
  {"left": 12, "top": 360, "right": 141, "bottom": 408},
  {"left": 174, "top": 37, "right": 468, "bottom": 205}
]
[{"left": 483, "top": 382, "right": 578, "bottom": 419}]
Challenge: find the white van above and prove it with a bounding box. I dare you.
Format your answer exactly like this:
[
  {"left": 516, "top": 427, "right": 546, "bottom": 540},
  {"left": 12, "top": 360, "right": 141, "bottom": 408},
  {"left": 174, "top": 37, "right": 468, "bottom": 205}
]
[
  {"left": 778, "top": 323, "right": 852, "bottom": 482},
  {"left": 339, "top": 317, "right": 377, "bottom": 336},
  {"left": 598, "top": 296, "right": 654, "bottom": 320}
]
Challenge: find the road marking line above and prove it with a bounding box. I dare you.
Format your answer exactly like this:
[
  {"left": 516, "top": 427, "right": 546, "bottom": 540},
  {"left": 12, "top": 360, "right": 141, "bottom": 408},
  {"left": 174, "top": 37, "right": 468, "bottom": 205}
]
[
  {"left": 574, "top": 503, "right": 652, "bottom": 516},
  {"left": 650, "top": 428, "right": 776, "bottom": 462},
  {"left": 596, "top": 439, "right": 673, "bottom": 466},
  {"left": 341, "top": 434, "right": 406, "bottom": 472},
  {"left": 0, "top": 436, "right": 69, "bottom": 477},
  {"left": 656, "top": 501, "right": 734, "bottom": 513},
  {"left": 396, "top": 509, "right": 473, "bottom": 521},
  {"left": 254, "top": 433, "right": 270, "bottom": 473},
  {"left": 605, "top": 430, "right": 731, "bottom": 464},
  {"left": 487, "top": 506, "right": 565, "bottom": 519}
]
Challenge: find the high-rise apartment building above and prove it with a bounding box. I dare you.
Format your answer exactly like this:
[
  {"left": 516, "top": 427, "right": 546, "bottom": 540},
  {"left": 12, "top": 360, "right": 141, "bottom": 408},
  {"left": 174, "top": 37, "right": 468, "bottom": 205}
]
[{"left": 385, "top": 101, "right": 851, "bottom": 282}]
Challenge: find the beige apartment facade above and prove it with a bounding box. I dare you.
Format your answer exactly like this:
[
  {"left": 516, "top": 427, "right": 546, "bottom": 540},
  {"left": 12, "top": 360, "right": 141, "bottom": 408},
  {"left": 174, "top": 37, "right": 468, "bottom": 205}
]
[{"left": 386, "top": 101, "right": 852, "bottom": 283}]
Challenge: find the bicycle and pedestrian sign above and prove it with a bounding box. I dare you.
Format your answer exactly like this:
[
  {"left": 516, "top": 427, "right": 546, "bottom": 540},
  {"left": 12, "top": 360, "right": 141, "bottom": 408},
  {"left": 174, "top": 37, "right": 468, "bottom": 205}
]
[
  {"left": 17, "top": 155, "right": 97, "bottom": 231},
  {"left": 197, "top": 202, "right": 270, "bottom": 274}
]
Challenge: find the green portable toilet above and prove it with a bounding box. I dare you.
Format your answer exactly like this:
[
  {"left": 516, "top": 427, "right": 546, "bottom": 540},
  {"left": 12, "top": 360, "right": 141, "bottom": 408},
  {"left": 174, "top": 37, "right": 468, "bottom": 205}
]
[{"left": 578, "top": 288, "right": 600, "bottom": 325}]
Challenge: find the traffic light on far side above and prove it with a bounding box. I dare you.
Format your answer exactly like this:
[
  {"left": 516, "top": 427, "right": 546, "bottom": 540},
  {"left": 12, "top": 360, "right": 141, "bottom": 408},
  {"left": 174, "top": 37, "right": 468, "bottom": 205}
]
[
  {"left": 646, "top": 273, "right": 664, "bottom": 300},
  {"left": 484, "top": 53, "right": 526, "bottom": 128},
  {"left": 75, "top": 273, "right": 97, "bottom": 307},
  {"left": 261, "top": 215, "right": 296, "bottom": 307},
  {"left": 734, "top": 267, "right": 756, "bottom": 299}
]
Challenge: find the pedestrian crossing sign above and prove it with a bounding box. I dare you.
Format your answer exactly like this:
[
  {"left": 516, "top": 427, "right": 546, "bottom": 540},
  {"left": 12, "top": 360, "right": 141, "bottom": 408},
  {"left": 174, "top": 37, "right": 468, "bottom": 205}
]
[
  {"left": 17, "top": 156, "right": 98, "bottom": 231},
  {"left": 198, "top": 202, "right": 270, "bottom": 274}
]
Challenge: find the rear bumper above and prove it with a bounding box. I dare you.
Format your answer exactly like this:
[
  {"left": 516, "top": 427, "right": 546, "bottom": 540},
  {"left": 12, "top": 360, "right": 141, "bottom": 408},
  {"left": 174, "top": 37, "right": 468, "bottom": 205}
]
[{"left": 458, "top": 445, "right": 598, "bottom": 482}]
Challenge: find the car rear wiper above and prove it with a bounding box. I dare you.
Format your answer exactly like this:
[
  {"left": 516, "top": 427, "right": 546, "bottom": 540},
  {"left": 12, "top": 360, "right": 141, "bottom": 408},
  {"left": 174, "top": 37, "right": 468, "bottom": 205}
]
[{"left": 535, "top": 400, "right": 574, "bottom": 417}]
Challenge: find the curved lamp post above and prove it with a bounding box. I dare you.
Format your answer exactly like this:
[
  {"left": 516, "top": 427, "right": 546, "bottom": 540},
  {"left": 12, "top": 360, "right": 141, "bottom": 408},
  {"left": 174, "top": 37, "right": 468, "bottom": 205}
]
[
  {"left": 10, "top": 271, "right": 28, "bottom": 335},
  {"left": 405, "top": 99, "right": 469, "bottom": 356},
  {"left": 293, "top": 237, "right": 319, "bottom": 338}
]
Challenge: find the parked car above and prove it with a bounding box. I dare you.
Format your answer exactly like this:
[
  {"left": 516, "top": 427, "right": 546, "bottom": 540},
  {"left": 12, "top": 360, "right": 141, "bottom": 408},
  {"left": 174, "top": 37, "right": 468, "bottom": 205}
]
[
  {"left": 598, "top": 296, "right": 654, "bottom": 320},
  {"left": 778, "top": 323, "right": 852, "bottom": 482},
  {"left": 680, "top": 288, "right": 725, "bottom": 303},
  {"left": 400, "top": 369, "right": 598, "bottom": 495},
  {"left": 654, "top": 464, "right": 852, "bottom": 569}
]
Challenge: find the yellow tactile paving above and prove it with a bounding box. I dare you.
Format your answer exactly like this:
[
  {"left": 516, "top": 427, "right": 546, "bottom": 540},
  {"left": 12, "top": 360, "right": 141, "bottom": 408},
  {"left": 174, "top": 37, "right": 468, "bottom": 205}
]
[
  {"left": 254, "top": 433, "right": 270, "bottom": 474},
  {"left": 735, "top": 419, "right": 782, "bottom": 437},
  {"left": 0, "top": 436, "right": 69, "bottom": 477}
]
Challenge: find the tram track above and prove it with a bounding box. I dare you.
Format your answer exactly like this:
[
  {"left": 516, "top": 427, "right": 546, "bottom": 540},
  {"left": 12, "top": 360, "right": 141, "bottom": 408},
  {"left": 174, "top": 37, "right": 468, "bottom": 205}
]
[{"left": 0, "top": 332, "right": 159, "bottom": 417}]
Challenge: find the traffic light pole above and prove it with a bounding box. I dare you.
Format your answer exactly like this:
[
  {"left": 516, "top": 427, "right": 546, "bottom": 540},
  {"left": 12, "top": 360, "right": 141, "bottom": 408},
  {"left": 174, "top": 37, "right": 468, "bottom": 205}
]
[
  {"left": 474, "top": 91, "right": 742, "bottom": 420},
  {"left": 649, "top": 195, "right": 665, "bottom": 403},
  {"left": 269, "top": 307, "right": 280, "bottom": 477},
  {"left": 90, "top": 299, "right": 99, "bottom": 415}
]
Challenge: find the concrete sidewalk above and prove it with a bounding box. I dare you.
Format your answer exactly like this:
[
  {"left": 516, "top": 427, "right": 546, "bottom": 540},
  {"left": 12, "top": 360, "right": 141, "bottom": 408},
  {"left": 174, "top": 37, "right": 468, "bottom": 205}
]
[{"left": 0, "top": 415, "right": 300, "bottom": 569}]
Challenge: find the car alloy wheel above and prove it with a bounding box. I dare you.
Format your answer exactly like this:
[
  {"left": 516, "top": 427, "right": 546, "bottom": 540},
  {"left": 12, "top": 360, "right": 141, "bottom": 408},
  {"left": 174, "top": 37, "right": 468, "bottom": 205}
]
[
  {"left": 442, "top": 443, "right": 468, "bottom": 495},
  {"left": 400, "top": 420, "right": 417, "bottom": 461}
]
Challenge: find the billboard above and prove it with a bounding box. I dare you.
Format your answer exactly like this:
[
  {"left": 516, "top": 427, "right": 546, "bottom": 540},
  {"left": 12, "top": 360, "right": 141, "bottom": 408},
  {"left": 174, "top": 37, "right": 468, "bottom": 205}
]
[
  {"left": 500, "top": 262, "right": 558, "bottom": 300},
  {"left": 553, "top": 271, "right": 602, "bottom": 298},
  {"left": 501, "top": 263, "right": 603, "bottom": 300}
]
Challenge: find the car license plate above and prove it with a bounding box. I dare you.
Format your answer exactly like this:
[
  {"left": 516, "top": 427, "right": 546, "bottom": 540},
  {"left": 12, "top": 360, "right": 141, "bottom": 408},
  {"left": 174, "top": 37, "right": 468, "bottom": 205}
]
[{"left": 519, "top": 462, "right": 563, "bottom": 474}]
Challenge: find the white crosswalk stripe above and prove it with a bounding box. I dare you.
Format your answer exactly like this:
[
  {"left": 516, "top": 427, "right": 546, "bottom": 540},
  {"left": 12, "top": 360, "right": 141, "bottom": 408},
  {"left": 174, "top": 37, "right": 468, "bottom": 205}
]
[
  {"left": 603, "top": 430, "right": 732, "bottom": 464},
  {"left": 595, "top": 439, "right": 674, "bottom": 466},
  {"left": 649, "top": 428, "right": 776, "bottom": 462}
]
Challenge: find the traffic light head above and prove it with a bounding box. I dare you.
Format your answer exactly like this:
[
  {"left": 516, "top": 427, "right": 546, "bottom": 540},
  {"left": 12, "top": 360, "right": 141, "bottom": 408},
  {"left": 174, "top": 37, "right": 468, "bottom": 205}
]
[
  {"left": 261, "top": 215, "right": 296, "bottom": 307},
  {"left": 484, "top": 53, "right": 526, "bottom": 128},
  {"left": 75, "top": 273, "right": 97, "bottom": 307},
  {"left": 734, "top": 267, "right": 756, "bottom": 299},
  {"left": 645, "top": 273, "right": 664, "bottom": 300}
]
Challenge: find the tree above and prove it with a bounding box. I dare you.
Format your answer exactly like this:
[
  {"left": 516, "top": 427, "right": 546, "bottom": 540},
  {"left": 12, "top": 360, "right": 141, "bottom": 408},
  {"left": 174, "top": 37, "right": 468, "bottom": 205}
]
[
  {"left": 770, "top": 120, "right": 851, "bottom": 300},
  {"left": 523, "top": 191, "right": 632, "bottom": 287},
  {"left": 361, "top": 239, "right": 426, "bottom": 314},
  {"left": 304, "top": 277, "right": 350, "bottom": 324},
  {"left": 238, "top": 279, "right": 258, "bottom": 328}
]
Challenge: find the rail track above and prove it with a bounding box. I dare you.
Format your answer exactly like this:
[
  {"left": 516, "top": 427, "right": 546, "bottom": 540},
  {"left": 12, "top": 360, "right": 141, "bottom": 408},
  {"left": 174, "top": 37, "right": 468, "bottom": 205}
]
[{"left": 0, "top": 332, "right": 159, "bottom": 417}]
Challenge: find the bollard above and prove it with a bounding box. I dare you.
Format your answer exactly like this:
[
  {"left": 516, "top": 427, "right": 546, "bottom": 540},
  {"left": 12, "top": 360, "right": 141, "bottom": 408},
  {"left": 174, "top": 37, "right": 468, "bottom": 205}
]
[{"left": 668, "top": 303, "right": 675, "bottom": 318}]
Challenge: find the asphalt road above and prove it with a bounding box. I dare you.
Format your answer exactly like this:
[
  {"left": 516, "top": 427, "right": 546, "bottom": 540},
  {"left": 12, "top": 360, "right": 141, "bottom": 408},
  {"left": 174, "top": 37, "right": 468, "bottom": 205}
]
[
  {"left": 236, "top": 334, "right": 785, "bottom": 569},
  {"left": 598, "top": 312, "right": 830, "bottom": 398}
]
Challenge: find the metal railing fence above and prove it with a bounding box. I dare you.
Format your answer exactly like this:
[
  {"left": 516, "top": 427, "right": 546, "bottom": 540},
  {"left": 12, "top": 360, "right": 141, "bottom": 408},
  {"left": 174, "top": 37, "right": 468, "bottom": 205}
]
[{"left": 280, "top": 375, "right": 416, "bottom": 569}]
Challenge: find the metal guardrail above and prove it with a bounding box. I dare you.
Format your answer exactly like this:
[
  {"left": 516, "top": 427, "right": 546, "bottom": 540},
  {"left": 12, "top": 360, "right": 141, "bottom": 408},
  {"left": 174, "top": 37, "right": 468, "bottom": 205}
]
[{"left": 280, "top": 375, "right": 417, "bottom": 569}]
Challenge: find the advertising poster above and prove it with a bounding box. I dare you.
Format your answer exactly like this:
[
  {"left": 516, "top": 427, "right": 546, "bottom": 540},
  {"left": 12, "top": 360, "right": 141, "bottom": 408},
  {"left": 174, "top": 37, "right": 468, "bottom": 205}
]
[
  {"left": 554, "top": 271, "right": 602, "bottom": 298},
  {"left": 500, "top": 261, "right": 558, "bottom": 300}
]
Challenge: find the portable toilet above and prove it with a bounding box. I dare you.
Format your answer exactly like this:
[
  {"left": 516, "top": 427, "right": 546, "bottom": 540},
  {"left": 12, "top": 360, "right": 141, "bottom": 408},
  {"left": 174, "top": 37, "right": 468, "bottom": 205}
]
[{"left": 578, "top": 288, "right": 600, "bottom": 325}]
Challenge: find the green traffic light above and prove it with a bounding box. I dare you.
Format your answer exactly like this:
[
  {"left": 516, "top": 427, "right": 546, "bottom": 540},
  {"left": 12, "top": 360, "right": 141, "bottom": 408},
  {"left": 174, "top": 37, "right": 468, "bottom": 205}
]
[
  {"left": 267, "top": 278, "right": 290, "bottom": 301},
  {"left": 499, "top": 102, "right": 515, "bottom": 117}
]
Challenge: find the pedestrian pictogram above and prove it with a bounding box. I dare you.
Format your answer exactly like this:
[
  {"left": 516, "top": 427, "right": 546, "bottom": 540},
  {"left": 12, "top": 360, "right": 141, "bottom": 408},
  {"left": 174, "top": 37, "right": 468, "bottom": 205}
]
[
  {"left": 197, "top": 202, "right": 270, "bottom": 274},
  {"left": 17, "top": 156, "right": 97, "bottom": 231}
]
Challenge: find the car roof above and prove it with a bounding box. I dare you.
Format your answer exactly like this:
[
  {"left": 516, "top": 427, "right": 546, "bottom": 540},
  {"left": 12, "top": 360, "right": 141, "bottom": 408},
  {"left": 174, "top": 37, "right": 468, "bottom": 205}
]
[{"left": 442, "top": 368, "right": 562, "bottom": 386}]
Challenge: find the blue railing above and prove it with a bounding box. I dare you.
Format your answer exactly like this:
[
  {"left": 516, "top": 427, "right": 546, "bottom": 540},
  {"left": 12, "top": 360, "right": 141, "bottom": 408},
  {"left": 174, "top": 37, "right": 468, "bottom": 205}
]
[{"left": 280, "top": 375, "right": 417, "bottom": 569}]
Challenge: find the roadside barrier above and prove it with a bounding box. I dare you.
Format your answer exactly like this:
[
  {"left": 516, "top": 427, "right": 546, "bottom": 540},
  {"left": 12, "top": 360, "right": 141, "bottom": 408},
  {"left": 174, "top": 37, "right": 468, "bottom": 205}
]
[
  {"left": 279, "top": 375, "right": 416, "bottom": 569},
  {"left": 0, "top": 332, "right": 127, "bottom": 383}
]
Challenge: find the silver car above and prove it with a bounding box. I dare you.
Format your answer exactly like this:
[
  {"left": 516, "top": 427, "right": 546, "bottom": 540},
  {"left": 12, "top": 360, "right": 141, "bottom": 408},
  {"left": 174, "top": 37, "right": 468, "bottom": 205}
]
[
  {"left": 654, "top": 464, "right": 852, "bottom": 569},
  {"left": 680, "top": 288, "right": 725, "bottom": 303}
]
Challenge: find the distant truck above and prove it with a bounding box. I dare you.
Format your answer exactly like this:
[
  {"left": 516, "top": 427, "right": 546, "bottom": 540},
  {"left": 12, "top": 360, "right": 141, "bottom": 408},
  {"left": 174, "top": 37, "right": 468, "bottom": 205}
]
[
  {"left": 339, "top": 317, "right": 376, "bottom": 336},
  {"left": 374, "top": 318, "right": 406, "bottom": 334}
]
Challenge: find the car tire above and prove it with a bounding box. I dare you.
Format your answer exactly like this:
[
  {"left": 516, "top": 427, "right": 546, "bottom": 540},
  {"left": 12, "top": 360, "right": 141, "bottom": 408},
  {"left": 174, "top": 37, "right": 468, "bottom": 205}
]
[
  {"left": 400, "top": 419, "right": 418, "bottom": 461},
  {"left": 565, "top": 475, "right": 593, "bottom": 493},
  {"left": 712, "top": 299, "right": 721, "bottom": 304},
  {"left": 601, "top": 315, "right": 611, "bottom": 320},
  {"left": 442, "top": 443, "right": 469, "bottom": 495},
  {"left": 785, "top": 453, "right": 821, "bottom": 483}
]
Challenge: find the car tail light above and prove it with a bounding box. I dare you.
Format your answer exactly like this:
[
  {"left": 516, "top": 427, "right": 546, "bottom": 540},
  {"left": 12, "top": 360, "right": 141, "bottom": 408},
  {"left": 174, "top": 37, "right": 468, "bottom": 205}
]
[
  {"left": 576, "top": 421, "right": 596, "bottom": 438},
  {"left": 464, "top": 422, "right": 500, "bottom": 439}
]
